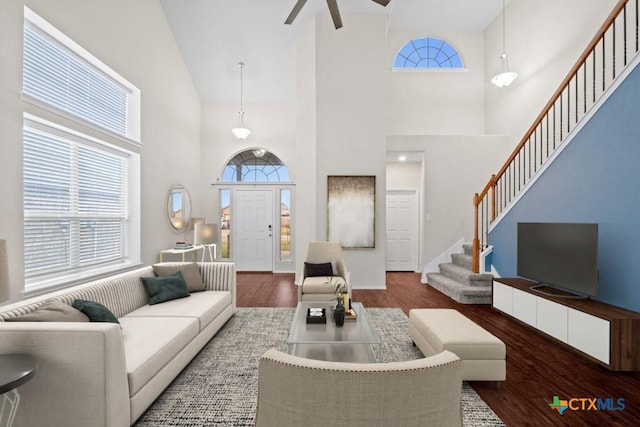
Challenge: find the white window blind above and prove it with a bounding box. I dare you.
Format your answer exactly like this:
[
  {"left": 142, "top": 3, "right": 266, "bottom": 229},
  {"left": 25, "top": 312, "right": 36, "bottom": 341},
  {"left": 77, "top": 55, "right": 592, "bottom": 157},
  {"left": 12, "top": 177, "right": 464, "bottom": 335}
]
[
  {"left": 22, "top": 7, "right": 141, "bottom": 144},
  {"left": 21, "top": 8, "right": 140, "bottom": 292},
  {"left": 23, "top": 23, "right": 129, "bottom": 137},
  {"left": 23, "top": 123, "right": 129, "bottom": 282}
]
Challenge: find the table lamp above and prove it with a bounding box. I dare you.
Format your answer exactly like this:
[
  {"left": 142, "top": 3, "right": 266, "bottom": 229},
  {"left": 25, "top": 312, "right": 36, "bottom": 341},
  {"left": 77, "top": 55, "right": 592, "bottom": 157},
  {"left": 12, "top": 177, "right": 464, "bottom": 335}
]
[{"left": 194, "top": 223, "right": 218, "bottom": 262}]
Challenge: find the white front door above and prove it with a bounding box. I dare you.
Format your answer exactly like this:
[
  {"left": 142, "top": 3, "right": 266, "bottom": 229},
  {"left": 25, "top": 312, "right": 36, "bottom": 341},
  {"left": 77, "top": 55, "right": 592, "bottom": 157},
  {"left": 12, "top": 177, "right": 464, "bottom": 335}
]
[
  {"left": 235, "top": 190, "right": 274, "bottom": 271},
  {"left": 385, "top": 190, "right": 418, "bottom": 271}
]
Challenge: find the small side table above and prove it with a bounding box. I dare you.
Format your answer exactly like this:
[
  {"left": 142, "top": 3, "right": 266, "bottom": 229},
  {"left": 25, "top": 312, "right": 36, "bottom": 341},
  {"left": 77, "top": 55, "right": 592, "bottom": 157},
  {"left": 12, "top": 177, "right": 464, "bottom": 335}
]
[
  {"left": 0, "top": 354, "right": 37, "bottom": 427},
  {"left": 159, "top": 245, "right": 204, "bottom": 262}
]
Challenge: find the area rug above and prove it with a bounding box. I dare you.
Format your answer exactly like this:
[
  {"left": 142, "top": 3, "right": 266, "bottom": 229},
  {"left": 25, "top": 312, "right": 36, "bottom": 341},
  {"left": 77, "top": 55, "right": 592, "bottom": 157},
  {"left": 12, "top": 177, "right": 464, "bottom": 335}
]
[{"left": 134, "top": 307, "right": 505, "bottom": 426}]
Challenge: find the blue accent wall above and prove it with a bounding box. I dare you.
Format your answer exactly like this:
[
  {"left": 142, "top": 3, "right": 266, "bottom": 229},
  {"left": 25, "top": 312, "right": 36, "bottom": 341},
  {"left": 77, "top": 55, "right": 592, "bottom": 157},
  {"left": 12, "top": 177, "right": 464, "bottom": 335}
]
[{"left": 489, "top": 63, "right": 640, "bottom": 313}]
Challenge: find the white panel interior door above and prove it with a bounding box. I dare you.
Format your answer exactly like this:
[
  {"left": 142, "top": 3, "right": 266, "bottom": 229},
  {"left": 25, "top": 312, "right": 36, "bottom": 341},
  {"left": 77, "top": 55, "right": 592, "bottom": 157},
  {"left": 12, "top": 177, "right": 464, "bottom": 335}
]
[
  {"left": 385, "top": 190, "right": 418, "bottom": 271},
  {"left": 235, "top": 190, "right": 273, "bottom": 271}
]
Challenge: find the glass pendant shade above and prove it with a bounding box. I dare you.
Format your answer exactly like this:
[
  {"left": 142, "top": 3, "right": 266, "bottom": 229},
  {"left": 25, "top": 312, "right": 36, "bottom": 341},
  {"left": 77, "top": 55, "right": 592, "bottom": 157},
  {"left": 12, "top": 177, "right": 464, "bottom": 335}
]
[
  {"left": 232, "top": 62, "right": 251, "bottom": 139},
  {"left": 491, "top": 54, "right": 518, "bottom": 87},
  {"left": 232, "top": 111, "right": 251, "bottom": 139},
  {"left": 232, "top": 126, "right": 251, "bottom": 139},
  {"left": 492, "top": 0, "right": 517, "bottom": 88}
]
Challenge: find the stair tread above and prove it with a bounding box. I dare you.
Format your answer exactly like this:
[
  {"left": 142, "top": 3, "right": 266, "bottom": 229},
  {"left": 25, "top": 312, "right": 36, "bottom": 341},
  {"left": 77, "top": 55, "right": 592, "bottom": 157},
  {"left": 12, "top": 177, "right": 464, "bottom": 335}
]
[
  {"left": 426, "top": 273, "right": 492, "bottom": 295},
  {"left": 451, "top": 253, "right": 472, "bottom": 269},
  {"left": 451, "top": 253, "right": 472, "bottom": 261},
  {"left": 438, "top": 263, "right": 493, "bottom": 281}
]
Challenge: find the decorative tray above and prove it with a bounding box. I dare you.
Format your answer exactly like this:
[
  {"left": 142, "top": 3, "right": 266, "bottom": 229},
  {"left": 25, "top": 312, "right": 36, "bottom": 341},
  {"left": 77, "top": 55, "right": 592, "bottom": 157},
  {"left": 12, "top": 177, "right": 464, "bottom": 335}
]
[{"left": 306, "top": 307, "right": 327, "bottom": 324}]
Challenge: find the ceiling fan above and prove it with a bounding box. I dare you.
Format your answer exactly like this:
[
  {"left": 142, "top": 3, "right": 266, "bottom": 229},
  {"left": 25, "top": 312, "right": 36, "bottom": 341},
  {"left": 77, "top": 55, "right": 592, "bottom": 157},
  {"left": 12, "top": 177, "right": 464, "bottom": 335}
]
[{"left": 285, "top": 0, "right": 391, "bottom": 30}]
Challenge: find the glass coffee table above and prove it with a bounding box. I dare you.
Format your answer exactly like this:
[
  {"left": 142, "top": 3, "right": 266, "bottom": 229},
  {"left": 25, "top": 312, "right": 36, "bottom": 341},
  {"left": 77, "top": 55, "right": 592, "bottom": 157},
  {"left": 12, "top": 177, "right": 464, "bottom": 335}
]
[{"left": 287, "top": 302, "right": 381, "bottom": 362}]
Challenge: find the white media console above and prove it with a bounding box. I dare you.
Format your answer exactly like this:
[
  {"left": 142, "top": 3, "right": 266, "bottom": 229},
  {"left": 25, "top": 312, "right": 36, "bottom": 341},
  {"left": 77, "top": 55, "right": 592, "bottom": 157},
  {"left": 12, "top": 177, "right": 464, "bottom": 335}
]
[{"left": 492, "top": 278, "right": 640, "bottom": 371}]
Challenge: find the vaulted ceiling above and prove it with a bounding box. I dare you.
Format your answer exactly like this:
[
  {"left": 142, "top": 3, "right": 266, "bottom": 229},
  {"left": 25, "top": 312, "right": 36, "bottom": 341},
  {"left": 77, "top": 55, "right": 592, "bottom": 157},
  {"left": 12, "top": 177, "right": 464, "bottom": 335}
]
[{"left": 159, "top": 0, "right": 509, "bottom": 103}]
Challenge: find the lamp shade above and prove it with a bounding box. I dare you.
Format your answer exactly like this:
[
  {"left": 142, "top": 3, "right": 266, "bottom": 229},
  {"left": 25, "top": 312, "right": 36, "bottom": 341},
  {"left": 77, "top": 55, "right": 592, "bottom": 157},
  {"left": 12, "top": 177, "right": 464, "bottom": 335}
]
[
  {"left": 194, "top": 223, "right": 217, "bottom": 245},
  {"left": 491, "top": 70, "right": 518, "bottom": 88},
  {"left": 232, "top": 126, "right": 251, "bottom": 139},
  {"left": 0, "top": 239, "right": 9, "bottom": 303},
  {"left": 190, "top": 217, "right": 206, "bottom": 230}
]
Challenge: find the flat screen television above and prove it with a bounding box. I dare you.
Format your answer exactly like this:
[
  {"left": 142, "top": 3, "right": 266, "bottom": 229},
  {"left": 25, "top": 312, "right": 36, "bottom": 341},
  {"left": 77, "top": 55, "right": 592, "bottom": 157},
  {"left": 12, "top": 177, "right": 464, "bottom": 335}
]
[{"left": 517, "top": 222, "right": 598, "bottom": 298}]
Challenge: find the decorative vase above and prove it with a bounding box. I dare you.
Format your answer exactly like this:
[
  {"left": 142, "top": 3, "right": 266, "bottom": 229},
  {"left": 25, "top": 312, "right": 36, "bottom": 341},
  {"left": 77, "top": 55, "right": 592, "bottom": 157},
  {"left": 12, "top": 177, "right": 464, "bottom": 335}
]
[{"left": 334, "top": 302, "right": 346, "bottom": 327}]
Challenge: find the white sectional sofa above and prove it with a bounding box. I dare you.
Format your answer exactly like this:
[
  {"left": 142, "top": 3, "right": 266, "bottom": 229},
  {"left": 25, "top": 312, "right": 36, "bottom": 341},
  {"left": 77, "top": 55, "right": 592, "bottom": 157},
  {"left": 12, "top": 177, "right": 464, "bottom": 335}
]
[{"left": 0, "top": 262, "right": 236, "bottom": 427}]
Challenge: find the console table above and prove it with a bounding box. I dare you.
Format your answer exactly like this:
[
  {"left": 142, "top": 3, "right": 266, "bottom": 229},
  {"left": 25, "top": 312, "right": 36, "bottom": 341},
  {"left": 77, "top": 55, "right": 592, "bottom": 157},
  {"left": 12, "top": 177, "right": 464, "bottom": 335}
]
[
  {"left": 493, "top": 278, "right": 640, "bottom": 371},
  {"left": 159, "top": 244, "right": 217, "bottom": 263},
  {"left": 0, "top": 354, "right": 37, "bottom": 427},
  {"left": 159, "top": 245, "right": 203, "bottom": 262}
]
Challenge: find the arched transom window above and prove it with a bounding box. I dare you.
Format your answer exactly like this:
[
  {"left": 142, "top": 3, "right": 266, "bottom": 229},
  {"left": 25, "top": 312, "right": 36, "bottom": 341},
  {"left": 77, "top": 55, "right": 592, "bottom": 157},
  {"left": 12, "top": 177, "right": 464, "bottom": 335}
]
[
  {"left": 221, "top": 148, "right": 290, "bottom": 183},
  {"left": 393, "top": 36, "right": 463, "bottom": 69}
]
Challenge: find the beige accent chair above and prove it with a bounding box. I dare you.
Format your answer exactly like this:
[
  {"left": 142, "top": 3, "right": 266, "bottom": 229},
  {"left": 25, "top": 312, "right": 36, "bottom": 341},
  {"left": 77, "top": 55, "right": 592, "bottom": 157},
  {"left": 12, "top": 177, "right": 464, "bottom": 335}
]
[
  {"left": 255, "top": 349, "right": 463, "bottom": 427},
  {"left": 297, "top": 241, "right": 349, "bottom": 302}
]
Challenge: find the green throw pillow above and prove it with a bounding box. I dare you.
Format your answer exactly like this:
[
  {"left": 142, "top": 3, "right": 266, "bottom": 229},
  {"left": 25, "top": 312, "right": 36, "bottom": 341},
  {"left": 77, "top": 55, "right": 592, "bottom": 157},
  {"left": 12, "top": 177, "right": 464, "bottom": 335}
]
[
  {"left": 152, "top": 262, "right": 206, "bottom": 292},
  {"left": 72, "top": 299, "right": 119, "bottom": 324},
  {"left": 141, "top": 271, "right": 191, "bottom": 305}
]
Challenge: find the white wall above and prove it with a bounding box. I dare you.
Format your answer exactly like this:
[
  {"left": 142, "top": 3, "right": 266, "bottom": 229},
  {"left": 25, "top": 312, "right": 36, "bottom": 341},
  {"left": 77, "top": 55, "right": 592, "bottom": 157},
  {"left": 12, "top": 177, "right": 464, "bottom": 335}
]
[
  {"left": 387, "top": 162, "right": 422, "bottom": 188},
  {"left": 199, "top": 101, "right": 296, "bottom": 272},
  {"left": 388, "top": 31, "right": 486, "bottom": 135},
  {"left": 0, "top": 0, "right": 201, "bottom": 302},
  {"left": 485, "top": 0, "right": 618, "bottom": 141},
  {"left": 312, "top": 14, "right": 389, "bottom": 289},
  {"left": 0, "top": 1, "right": 617, "bottom": 301},
  {"left": 294, "top": 21, "right": 318, "bottom": 279},
  {"left": 388, "top": 135, "right": 512, "bottom": 266},
  {"left": 200, "top": 102, "right": 296, "bottom": 186}
]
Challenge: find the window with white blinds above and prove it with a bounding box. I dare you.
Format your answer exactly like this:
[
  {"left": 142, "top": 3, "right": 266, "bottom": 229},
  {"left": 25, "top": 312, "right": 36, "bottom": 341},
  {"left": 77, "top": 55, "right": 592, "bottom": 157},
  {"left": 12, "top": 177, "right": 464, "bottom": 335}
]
[
  {"left": 23, "top": 120, "right": 131, "bottom": 286},
  {"left": 21, "top": 7, "right": 141, "bottom": 293},
  {"left": 23, "top": 7, "right": 141, "bottom": 143}
]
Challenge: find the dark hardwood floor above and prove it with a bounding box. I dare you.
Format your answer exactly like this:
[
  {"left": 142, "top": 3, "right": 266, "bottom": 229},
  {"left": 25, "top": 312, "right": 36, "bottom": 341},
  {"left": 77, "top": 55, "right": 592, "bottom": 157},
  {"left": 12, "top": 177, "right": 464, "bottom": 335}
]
[{"left": 237, "top": 272, "right": 640, "bottom": 427}]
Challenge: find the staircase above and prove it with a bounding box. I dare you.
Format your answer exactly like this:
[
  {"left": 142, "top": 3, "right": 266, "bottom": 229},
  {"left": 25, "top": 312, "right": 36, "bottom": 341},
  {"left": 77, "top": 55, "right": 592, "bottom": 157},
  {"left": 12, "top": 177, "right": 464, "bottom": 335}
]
[
  {"left": 471, "top": 0, "right": 639, "bottom": 272},
  {"left": 426, "top": 244, "right": 493, "bottom": 304}
]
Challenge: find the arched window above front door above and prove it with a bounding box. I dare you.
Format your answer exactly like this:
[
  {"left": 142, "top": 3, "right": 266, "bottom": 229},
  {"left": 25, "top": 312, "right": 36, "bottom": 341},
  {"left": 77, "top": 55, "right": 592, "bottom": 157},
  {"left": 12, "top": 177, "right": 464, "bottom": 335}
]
[{"left": 220, "top": 149, "right": 290, "bottom": 183}]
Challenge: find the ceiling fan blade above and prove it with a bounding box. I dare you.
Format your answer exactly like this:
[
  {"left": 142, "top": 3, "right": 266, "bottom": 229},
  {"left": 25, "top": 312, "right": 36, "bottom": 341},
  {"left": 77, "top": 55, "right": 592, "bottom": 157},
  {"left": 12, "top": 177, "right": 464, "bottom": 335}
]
[
  {"left": 326, "top": 0, "right": 343, "bottom": 29},
  {"left": 370, "top": 0, "right": 390, "bottom": 6},
  {"left": 285, "top": 0, "right": 309, "bottom": 25}
]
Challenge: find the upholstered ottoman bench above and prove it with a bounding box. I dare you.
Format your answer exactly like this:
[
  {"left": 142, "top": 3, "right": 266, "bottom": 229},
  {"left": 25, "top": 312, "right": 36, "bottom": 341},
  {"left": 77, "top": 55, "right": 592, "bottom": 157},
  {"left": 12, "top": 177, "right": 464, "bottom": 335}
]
[{"left": 409, "top": 308, "right": 506, "bottom": 383}]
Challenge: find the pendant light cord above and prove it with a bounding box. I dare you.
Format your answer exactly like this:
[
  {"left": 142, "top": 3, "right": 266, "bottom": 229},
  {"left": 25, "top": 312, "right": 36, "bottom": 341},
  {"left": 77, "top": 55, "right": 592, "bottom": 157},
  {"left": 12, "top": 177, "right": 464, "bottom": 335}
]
[
  {"left": 238, "top": 62, "right": 245, "bottom": 113},
  {"left": 501, "top": 0, "right": 507, "bottom": 55}
]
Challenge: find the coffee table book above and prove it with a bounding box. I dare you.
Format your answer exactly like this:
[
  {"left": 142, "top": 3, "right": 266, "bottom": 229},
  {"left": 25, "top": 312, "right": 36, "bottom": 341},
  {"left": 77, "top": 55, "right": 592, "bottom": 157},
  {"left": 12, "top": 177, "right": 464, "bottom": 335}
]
[{"left": 345, "top": 308, "right": 357, "bottom": 322}]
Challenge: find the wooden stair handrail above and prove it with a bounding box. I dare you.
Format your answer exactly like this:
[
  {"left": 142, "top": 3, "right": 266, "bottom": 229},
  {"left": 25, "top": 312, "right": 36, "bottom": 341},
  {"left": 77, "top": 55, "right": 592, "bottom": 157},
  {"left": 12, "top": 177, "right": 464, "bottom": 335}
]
[
  {"left": 495, "top": 0, "right": 628, "bottom": 183},
  {"left": 472, "top": 0, "right": 631, "bottom": 273}
]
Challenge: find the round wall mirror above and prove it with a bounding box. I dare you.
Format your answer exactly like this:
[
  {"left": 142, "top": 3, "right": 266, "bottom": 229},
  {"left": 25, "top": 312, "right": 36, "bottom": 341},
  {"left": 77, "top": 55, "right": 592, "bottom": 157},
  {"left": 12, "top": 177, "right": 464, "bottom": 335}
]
[{"left": 167, "top": 185, "right": 191, "bottom": 231}]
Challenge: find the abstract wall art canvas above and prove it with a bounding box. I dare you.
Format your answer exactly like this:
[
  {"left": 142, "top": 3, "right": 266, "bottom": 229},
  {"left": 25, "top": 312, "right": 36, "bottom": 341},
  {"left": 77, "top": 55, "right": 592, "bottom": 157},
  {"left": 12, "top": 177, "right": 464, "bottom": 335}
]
[{"left": 327, "top": 175, "right": 375, "bottom": 248}]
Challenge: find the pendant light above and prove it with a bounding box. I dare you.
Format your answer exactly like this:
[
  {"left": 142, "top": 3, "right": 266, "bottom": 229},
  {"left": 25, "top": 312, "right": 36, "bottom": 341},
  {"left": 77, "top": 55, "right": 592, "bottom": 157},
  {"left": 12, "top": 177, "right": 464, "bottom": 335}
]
[
  {"left": 232, "top": 62, "right": 251, "bottom": 139},
  {"left": 491, "top": 0, "right": 518, "bottom": 88}
]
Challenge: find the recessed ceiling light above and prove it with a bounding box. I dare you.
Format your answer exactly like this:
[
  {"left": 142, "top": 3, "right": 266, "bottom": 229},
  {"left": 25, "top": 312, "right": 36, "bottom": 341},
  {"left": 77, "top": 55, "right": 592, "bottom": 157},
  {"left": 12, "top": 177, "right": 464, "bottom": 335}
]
[{"left": 398, "top": 155, "right": 407, "bottom": 162}]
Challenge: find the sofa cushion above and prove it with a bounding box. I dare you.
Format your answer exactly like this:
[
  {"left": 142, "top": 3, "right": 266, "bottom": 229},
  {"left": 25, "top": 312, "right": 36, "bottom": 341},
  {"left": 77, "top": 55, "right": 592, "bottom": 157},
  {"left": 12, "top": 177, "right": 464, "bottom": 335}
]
[
  {"left": 3, "top": 301, "right": 89, "bottom": 322},
  {"left": 141, "top": 272, "right": 190, "bottom": 305},
  {"left": 152, "top": 263, "right": 206, "bottom": 292},
  {"left": 125, "top": 291, "right": 231, "bottom": 332},
  {"left": 301, "top": 276, "right": 346, "bottom": 294},
  {"left": 119, "top": 316, "right": 199, "bottom": 396},
  {"left": 72, "top": 300, "right": 120, "bottom": 324}
]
